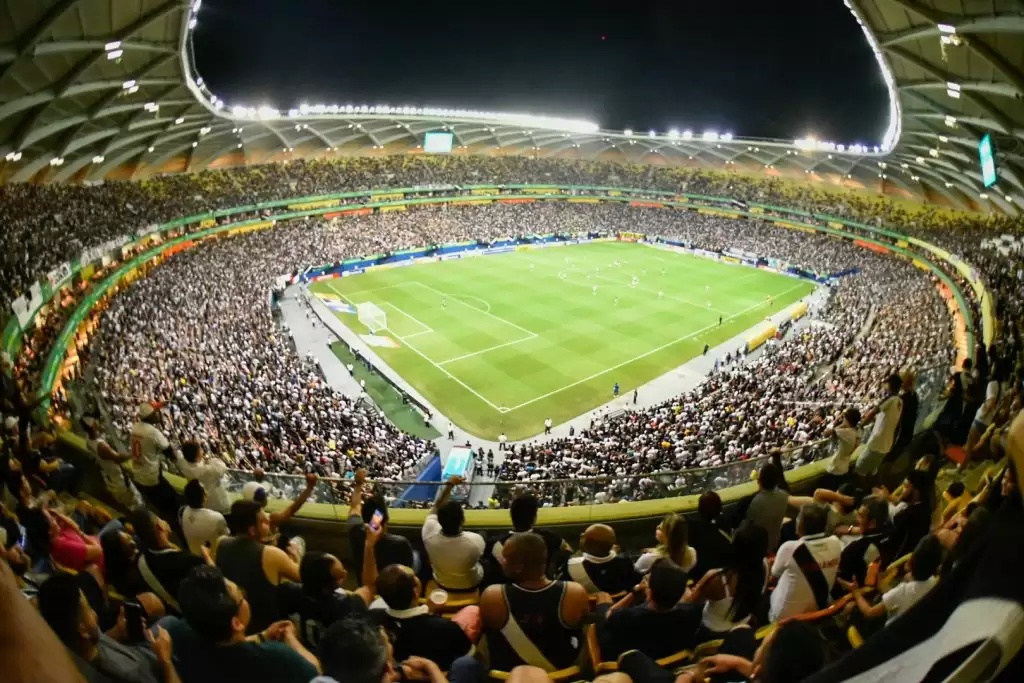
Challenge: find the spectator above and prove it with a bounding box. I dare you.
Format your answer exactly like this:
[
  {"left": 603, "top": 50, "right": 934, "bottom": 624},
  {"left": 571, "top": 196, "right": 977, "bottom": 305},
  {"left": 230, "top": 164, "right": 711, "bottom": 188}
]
[
  {"left": 279, "top": 551, "right": 371, "bottom": 652},
  {"left": 665, "top": 620, "right": 826, "bottom": 683},
  {"left": 833, "top": 494, "right": 890, "bottom": 596},
  {"left": 634, "top": 513, "right": 696, "bottom": 574},
  {"left": 481, "top": 532, "right": 589, "bottom": 672},
  {"left": 686, "top": 524, "right": 769, "bottom": 640},
  {"left": 743, "top": 463, "right": 790, "bottom": 552},
  {"left": 563, "top": 523, "right": 639, "bottom": 595},
  {"left": 176, "top": 442, "right": 230, "bottom": 515},
  {"left": 83, "top": 414, "right": 142, "bottom": 509},
  {"left": 347, "top": 468, "right": 415, "bottom": 582},
  {"left": 769, "top": 504, "right": 842, "bottom": 622},
  {"left": 597, "top": 559, "right": 700, "bottom": 659},
  {"left": 890, "top": 371, "right": 919, "bottom": 462},
  {"left": 852, "top": 534, "right": 943, "bottom": 625},
  {"left": 213, "top": 500, "right": 300, "bottom": 633},
  {"left": 100, "top": 526, "right": 151, "bottom": 599},
  {"left": 372, "top": 563, "right": 473, "bottom": 670},
  {"left": 854, "top": 374, "right": 904, "bottom": 479},
  {"left": 316, "top": 618, "right": 411, "bottom": 683},
  {"left": 129, "top": 509, "right": 204, "bottom": 613},
  {"left": 688, "top": 491, "right": 732, "bottom": 580},
  {"left": 884, "top": 470, "right": 935, "bottom": 564},
  {"left": 487, "top": 493, "right": 567, "bottom": 582},
  {"left": 165, "top": 565, "right": 319, "bottom": 683},
  {"left": 130, "top": 403, "right": 182, "bottom": 536},
  {"left": 179, "top": 480, "right": 228, "bottom": 556},
  {"left": 47, "top": 509, "right": 105, "bottom": 573},
  {"left": 37, "top": 573, "right": 179, "bottom": 683},
  {"left": 421, "top": 476, "right": 484, "bottom": 590},
  {"left": 241, "top": 472, "right": 319, "bottom": 538},
  {"left": 819, "top": 407, "right": 861, "bottom": 491}
]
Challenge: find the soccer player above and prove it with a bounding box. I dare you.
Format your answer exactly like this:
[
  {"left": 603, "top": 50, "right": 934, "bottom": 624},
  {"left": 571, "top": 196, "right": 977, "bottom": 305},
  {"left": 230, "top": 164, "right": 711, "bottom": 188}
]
[
  {"left": 613, "top": 382, "right": 620, "bottom": 397},
  {"left": 442, "top": 295, "right": 447, "bottom": 308},
  {"left": 614, "top": 297, "right": 619, "bottom": 306},
  {"left": 631, "top": 275, "right": 639, "bottom": 288},
  {"left": 592, "top": 285, "right": 598, "bottom": 295},
  {"left": 658, "top": 290, "right": 664, "bottom": 298}
]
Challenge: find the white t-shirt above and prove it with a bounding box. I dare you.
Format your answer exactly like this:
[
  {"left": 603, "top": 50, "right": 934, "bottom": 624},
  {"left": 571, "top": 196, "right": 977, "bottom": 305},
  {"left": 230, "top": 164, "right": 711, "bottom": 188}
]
[
  {"left": 827, "top": 426, "right": 860, "bottom": 475},
  {"left": 130, "top": 422, "right": 170, "bottom": 486},
  {"left": 882, "top": 576, "right": 938, "bottom": 624},
  {"left": 769, "top": 533, "right": 843, "bottom": 622},
  {"left": 180, "top": 506, "right": 228, "bottom": 556},
  {"left": 421, "top": 513, "right": 485, "bottom": 589},
  {"left": 973, "top": 381, "right": 1002, "bottom": 426},
  {"left": 177, "top": 456, "right": 231, "bottom": 513},
  {"left": 634, "top": 546, "right": 697, "bottom": 574},
  {"left": 865, "top": 396, "right": 902, "bottom": 454}
]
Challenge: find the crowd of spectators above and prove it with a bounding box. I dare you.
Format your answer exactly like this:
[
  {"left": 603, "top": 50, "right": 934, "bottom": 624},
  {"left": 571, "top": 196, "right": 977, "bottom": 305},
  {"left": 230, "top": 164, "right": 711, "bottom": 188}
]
[{"left": 2, "top": 154, "right": 1024, "bottom": 683}]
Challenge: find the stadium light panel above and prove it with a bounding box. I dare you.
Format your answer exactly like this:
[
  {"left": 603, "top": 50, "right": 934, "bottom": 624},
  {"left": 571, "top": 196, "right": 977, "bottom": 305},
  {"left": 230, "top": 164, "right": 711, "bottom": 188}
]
[
  {"left": 174, "top": 116, "right": 185, "bottom": 124},
  {"left": 105, "top": 40, "right": 122, "bottom": 50},
  {"left": 979, "top": 193, "right": 988, "bottom": 199},
  {"left": 122, "top": 80, "right": 136, "bottom": 90},
  {"left": 937, "top": 24, "right": 956, "bottom": 34},
  {"left": 623, "top": 128, "right": 633, "bottom": 136},
  {"left": 945, "top": 115, "right": 957, "bottom": 127},
  {"left": 106, "top": 50, "right": 123, "bottom": 60},
  {"left": 4, "top": 151, "right": 21, "bottom": 161},
  {"left": 188, "top": 18, "right": 197, "bottom": 30},
  {"left": 147, "top": 146, "right": 154, "bottom": 152},
  {"left": 939, "top": 135, "right": 948, "bottom": 142},
  {"left": 648, "top": 130, "right": 656, "bottom": 137},
  {"left": 682, "top": 130, "right": 693, "bottom": 140},
  {"left": 702, "top": 131, "right": 719, "bottom": 141},
  {"left": 91, "top": 155, "right": 104, "bottom": 163}
]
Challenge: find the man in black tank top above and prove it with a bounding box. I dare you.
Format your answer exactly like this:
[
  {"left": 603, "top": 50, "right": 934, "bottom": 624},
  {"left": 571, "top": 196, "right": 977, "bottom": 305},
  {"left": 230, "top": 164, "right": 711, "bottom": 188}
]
[{"left": 481, "top": 532, "right": 590, "bottom": 673}]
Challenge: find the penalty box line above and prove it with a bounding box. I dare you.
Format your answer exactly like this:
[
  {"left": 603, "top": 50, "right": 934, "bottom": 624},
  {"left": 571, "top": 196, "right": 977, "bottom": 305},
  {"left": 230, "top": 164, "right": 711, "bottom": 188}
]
[{"left": 503, "top": 282, "right": 808, "bottom": 413}]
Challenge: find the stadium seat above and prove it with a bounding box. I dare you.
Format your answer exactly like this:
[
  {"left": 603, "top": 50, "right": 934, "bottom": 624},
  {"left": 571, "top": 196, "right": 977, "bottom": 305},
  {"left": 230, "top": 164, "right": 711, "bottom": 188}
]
[
  {"left": 877, "top": 553, "right": 912, "bottom": 594},
  {"left": 847, "top": 625, "right": 864, "bottom": 649}
]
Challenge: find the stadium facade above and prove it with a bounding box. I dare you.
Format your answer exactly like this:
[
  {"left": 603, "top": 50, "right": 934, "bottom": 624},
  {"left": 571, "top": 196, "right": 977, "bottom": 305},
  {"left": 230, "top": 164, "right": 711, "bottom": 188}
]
[{"left": 0, "top": 0, "right": 1021, "bottom": 214}]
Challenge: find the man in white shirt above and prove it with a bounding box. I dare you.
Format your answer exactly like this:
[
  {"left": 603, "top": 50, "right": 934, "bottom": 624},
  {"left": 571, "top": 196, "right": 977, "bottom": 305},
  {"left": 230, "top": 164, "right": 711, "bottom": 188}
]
[
  {"left": 770, "top": 504, "right": 843, "bottom": 622},
  {"left": 544, "top": 418, "right": 553, "bottom": 435},
  {"left": 855, "top": 375, "right": 903, "bottom": 478},
  {"left": 824, "top": 407, "right": 861, "bottom": 487},
  {"left": 177, "top": 441, "right": 230, "bottom": 513},
  {"left": 421, "top": 476, "right": 484, "bottom": 590},
  {"left": 498, "top": 433, "right": 508, "bottom": 451},
  {"left": 180, "top": 479, "right": 228, "bottom": 555},
  {"left": 130, "top": 402, "right": 182, "bottom": 535}
]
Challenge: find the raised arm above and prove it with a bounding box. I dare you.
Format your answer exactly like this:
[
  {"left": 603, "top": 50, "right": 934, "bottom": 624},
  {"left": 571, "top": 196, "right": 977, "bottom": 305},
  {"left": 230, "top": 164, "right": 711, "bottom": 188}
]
[
  {"left": 430, "top": 475, "right": 464, "bottom": 515},
  {"left": 348, "top": 468, "right": 367, "bottom": 518},
  {"left": 356, "top": 523, "right": 384, "bottom": 605},
  {"left": 269, "top": 473, "right": 318, "bottom": 530},
  {"left": 96, "top": 440, "right": 131, "bottom": 464}
]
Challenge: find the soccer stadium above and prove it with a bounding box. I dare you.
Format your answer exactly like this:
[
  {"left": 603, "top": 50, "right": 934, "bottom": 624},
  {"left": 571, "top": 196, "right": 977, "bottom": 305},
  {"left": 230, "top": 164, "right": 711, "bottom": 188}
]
[{"left": 0, "top": 1, "right": 1023, "bottom": 682}]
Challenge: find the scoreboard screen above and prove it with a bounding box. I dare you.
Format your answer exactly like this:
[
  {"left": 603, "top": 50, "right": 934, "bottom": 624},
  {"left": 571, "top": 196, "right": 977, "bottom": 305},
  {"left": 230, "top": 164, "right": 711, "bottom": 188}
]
[
  {"left": 979, "top": 133, "right": 997, "bottom": 188},
  {"left": 424, "top": 131, "right": 454, "bottom": 154}
]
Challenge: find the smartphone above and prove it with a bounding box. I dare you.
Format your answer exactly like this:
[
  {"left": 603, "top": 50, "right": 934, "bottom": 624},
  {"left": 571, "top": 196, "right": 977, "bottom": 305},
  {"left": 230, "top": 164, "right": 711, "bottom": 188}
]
[
  {"left": 124, "top": 602, "right": 146, "bottom": 643},
  {"left": 369, "top": 509, "right": 384, "bottom": 531}
]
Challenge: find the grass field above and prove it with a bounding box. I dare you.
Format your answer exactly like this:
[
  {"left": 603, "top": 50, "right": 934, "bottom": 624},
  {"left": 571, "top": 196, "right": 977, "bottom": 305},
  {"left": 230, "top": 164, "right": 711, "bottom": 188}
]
[{"left": 308, "top": 241, "right": 814, "bottom": 440}]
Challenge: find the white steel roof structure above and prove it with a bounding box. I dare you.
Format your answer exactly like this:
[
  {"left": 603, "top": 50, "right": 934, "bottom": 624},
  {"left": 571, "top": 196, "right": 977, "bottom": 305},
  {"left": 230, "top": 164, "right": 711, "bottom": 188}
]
[{"left": 0, "top": 0, "right": 1021, "bottom": 215}]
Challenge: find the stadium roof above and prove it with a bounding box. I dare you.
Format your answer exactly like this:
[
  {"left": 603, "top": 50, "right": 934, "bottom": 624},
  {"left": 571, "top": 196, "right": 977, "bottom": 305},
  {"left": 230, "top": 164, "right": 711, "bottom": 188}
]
[{"left": 0, "top": 0, "right": 1021, "bottom": 215}]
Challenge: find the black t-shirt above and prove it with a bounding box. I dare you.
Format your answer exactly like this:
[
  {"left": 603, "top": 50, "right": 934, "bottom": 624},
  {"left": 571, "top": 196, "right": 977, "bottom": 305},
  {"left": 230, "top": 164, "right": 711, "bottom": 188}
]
[
  {"left": 561, "top": 554, "right": 639, "bottom": 594},
  {"left": 139, "top": 548, "right": 204, "bottom": 604},
  {"left": 688, "top": 520, "right": 732, "bottom": 580},
  {"left": 278, "top": 583, "right": 369, "bottom": 652},
  {"left": 885, "top": 503, "right": 931, "bottom": 565},
  {"left": 347, "top": 514, "right": 415, "bottom": 583},
  {"left": 372, "top": 607, "right": 472, "bottom": 670},
  {"left": 16, "top": 502, "right": 50, "bottom": 558},
  {"left": 599, "top": 602, "right": 702, "bottom": 660},
  {"left": 162, "top": 616, "right": 318, "bottom": 683}
]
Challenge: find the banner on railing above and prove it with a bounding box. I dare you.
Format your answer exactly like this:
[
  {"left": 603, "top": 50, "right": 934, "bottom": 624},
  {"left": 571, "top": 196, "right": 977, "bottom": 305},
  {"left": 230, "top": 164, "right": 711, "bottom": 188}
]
[
  {"left": 567, "top": 197, "right": 600, "bottom": 203},
  {"left": 379, "top": 205, "right": 407, "bottom": 213},
  {"left": 200, "top": 218, "right": 217, "bottom": 228},
  {"left": 371, "top": 193, "right": 404, "bottom": 203},
  {"left": 288, "top": 198, "right": 341, "bottom": 211},
  {"left": 619, "top": 232, "right": 646, "bottom": 242},
  {"left": 631, "top": 201, "right": 665, "bottom": 209},
  {"left": 338, "top": 207, "right": 372, "bottom": 217},
  {"left": 497, "top": 198, "right": 534, "bottom": 204},
  {"left": 450, "top": 199, "right": 491, "bottom": 206}
]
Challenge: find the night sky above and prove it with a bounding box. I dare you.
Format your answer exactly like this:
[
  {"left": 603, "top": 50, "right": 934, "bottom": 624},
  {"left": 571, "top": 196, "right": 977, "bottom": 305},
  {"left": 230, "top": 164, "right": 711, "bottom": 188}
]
[{"left": 192, "top": 0, "right": 888, "bottom": 144}]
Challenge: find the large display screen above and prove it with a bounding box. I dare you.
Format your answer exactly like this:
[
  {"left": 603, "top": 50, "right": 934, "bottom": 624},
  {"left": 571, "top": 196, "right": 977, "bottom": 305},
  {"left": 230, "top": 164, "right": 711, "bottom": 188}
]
[
  {"left": 979, "top": 133, "right": 997, "bottom": 188},
  {"left": 424, "top": 131, "right": 454, "bottom": 154}
]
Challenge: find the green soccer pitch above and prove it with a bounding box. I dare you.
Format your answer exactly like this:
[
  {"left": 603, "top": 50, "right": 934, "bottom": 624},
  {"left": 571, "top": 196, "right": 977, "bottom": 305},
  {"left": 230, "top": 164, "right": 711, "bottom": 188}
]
[{"left": 307, "top": 241, "right": 814, "bottom": 440}]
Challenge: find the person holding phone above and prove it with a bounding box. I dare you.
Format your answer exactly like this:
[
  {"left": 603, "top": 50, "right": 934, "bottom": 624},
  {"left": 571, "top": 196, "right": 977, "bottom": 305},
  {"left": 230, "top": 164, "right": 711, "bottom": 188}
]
[
  {"left": 37, "top": 573, "right": 181, "bottom": 683},
  {"left": 346, "top": 468, "right": 415, "bottom": 583}
]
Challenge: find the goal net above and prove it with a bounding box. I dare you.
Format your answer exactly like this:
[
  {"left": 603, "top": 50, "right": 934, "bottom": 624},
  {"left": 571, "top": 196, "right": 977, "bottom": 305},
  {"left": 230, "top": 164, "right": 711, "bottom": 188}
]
[{"left": 357, "top": 302, "right": 387, "bottom": 333}]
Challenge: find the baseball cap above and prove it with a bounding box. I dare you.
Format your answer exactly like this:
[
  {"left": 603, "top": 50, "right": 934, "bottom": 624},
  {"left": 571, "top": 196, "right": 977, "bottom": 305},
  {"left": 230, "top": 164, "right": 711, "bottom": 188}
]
[
  {"left": 242, "top": 480, "right": 268, "bottom": 505},
  {"left": 138, "top": 401, "right": 163, "bottom": 419}
]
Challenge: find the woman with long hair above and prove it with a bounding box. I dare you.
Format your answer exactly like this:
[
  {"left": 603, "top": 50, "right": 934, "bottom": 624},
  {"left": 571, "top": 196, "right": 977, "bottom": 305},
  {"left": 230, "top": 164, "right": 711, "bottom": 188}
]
[
  {"left": 685, "top": 523, "right": 770, "bottom": 641},
  {"left": 634, "top": 513, "right": 696, "bottom": 574}
]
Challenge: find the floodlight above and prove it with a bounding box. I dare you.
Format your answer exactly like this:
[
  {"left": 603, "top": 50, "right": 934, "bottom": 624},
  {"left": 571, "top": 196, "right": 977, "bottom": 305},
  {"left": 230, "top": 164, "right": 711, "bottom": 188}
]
[
  {"left": 623, "top": 128, "right": 633, "bottom": 136},
  {"left": 937, "top": 24, "right": 956, "bottom": 34},
  {"left": 92, "top": 155, "right": 104, "bottom": 163},
  {"left": 106, "top": 50, "right": 123, "bottom": 60}
]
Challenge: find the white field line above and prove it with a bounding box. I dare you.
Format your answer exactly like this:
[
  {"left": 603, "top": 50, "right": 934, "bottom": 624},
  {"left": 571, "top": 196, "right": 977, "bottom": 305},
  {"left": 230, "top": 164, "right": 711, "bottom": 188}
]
[
  {"left": 387, "top": 327, "right": 508, "bottom": 412},
  {"left": 437, "top": 332, "right": 538, "bottom": 366},
  {"left": 323, "top": 281, "right": 410, "bottom": 298},
  {"left": 503, "top": 282, "right": 807, "bottom": 412},
  {"left": 381, "top": 302, "right": 434, "bottom": 336},
  {"left": 411, "top": 281, "right": 537, "bottom": 338}
]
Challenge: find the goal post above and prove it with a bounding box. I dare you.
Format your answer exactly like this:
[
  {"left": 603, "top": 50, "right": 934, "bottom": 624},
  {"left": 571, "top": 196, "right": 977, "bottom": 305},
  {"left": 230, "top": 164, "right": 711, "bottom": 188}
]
[{"left": 357, "top": 302, "right": 387, "bottom": 333}]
